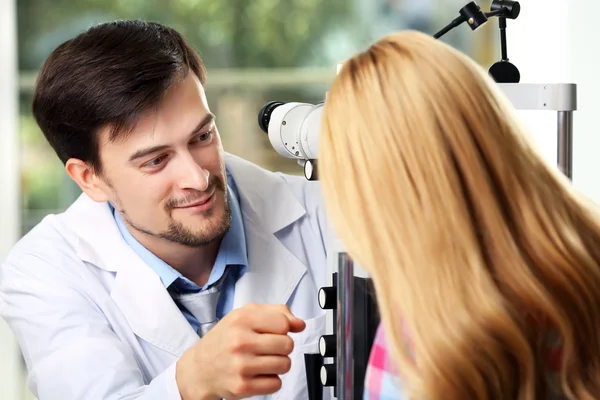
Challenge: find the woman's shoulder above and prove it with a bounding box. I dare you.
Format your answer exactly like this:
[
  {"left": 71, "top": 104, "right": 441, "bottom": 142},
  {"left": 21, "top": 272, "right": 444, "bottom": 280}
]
[{"left": 363, "top": 323, "right": 408, "bottom": 399}]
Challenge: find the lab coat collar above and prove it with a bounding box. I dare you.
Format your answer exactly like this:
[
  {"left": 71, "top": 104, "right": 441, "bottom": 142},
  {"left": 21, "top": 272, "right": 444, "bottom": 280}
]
[
  {"left": 63, "top": 152, "right": 308, "bottom": 356},
  {"left": 224, "top": 153, "right": 306, "bottom": 233},
  {"left": 223, "top": 153, "right": 308, "bottom": 307}
]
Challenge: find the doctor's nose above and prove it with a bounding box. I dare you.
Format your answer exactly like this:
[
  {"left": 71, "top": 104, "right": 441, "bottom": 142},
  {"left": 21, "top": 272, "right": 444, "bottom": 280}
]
[{"left": 176, "top": 156, "right": 210, "bottom": 192}]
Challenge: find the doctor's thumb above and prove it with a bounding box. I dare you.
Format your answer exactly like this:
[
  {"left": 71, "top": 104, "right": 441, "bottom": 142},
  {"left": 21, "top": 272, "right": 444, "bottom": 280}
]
[
  {"left": 287, "top": 316, "right": 306, "bottom": 333},
  {"left": 274, "top": 304, "right": 306, "bottom": 333}
]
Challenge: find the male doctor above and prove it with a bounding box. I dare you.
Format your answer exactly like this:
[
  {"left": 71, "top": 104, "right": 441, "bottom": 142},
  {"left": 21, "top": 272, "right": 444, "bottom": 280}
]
[{"left": 0, "top": 20, "right": 331, "bottom": 400}]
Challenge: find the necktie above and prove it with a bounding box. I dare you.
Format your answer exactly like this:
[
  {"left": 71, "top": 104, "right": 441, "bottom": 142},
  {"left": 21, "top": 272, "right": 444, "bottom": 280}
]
[{"left": 173, "top": 269, "right": 229, "bottom": 337}]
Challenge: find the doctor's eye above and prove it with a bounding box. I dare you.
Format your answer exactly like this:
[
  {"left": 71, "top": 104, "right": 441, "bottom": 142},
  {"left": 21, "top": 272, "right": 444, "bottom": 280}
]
[
  {"left": 192, "top": 128, "right": 214, "bottom": 144},
  {"left": 144, "top": 155, "right": 167, "bottom": 168}
]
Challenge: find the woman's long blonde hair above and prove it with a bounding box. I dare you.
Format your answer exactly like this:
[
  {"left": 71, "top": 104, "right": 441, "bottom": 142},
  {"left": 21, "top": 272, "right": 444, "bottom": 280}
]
[{"left": 319, "top": 30, "right": 600, "bottom": 399}]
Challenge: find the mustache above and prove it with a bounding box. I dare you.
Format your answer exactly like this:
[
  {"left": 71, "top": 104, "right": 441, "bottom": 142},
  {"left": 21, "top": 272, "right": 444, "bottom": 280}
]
[{"left": 165, "top": 175, "right": 226, "bottom": 210}]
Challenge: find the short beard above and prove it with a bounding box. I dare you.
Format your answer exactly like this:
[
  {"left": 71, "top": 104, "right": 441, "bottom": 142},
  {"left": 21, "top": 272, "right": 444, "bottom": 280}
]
[
  {"left": 110, "top": 174, "right": 232, "bottom": 248},
  {"left": 127, "top": 197, "right": 231, "bottom": 247}
]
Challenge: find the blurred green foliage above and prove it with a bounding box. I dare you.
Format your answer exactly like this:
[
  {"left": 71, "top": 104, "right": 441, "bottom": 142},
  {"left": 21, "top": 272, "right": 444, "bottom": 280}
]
[
  {"left": 17, "top": 0, "right": 355, "bottom": 70},
  {"left": 16, "top": 0, "right": 358, "bottom": 233},
  {"left": 15, "top": 0, "right": 483, "bottom": 233}
]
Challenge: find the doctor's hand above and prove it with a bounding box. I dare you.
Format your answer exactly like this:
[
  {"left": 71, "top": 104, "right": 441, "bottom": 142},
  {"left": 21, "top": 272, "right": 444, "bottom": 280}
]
[{"left": 176, "top": 302, "right": 306, "bottom": 400}]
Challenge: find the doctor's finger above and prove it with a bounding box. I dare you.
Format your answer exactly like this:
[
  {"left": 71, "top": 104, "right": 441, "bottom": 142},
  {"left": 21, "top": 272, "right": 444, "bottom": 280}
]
[
  {"left": 242, "top": 355, "right": 292, "bottom": 377},
  {"left": 230, "top": 375, "right": 283, "bottom": 398},
  {"left": 251, "top": 333, "right": 295, "bottom": 355},
  {"left": 254, "top": 304, "right": 301, "bottom": 322},
  {"left": 286, "top": 316, "right": 306, "bottom": 333},
  {"left": 251, "top": 310, "right": 292, "bottom": 334},
  {"left": 260, "top": 304, "right": 306, "bottom": 333}
]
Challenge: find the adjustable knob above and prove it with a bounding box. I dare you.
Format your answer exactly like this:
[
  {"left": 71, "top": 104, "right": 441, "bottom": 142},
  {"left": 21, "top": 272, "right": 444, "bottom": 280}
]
[
  {"left": 304, "top": 159, "right": 318, "bottom": 181},
  {"left": 320, "top": 363, "right": 336, "bottom": 387},
  {"left": 319, "top": 334, "right": 336, "bottom": 358},
  {"left": 490, "top": 0, "right": 521, "bottom": 19},
  {"left": 318, "top": 286, "right": 336, "bottom": 310}
]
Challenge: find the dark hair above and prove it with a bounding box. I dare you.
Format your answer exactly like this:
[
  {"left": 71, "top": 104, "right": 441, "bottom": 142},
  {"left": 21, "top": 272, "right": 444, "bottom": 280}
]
[{"left": 32, "top": 20, "right": 207, "bottom": 173}]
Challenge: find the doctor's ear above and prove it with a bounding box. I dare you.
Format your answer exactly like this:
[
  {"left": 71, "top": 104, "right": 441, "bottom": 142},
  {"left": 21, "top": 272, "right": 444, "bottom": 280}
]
[{"left": 65, "top": 158, "right": 110, "bottom": 203}]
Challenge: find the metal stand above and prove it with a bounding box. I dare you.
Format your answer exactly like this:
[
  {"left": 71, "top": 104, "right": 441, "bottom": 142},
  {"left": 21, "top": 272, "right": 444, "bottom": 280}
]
[
  {"left": 497, "top": 83, "right": 577, "bottom": 179},
  {"left": 558, "top": 111, "right": 573, "bottom": 178},
  {"left": 336, "top": 253, "right": 354, "bottom": 399}
]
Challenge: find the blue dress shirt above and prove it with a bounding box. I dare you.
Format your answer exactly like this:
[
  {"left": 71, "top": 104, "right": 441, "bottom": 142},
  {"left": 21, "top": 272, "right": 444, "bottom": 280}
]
[{"left": 113, "top": 170, "right": 248, "bottom": 332}]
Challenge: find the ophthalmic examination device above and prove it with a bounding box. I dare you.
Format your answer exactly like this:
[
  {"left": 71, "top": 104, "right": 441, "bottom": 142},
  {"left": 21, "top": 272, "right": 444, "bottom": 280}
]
[{"left": 257, "top": 1, "right": 576, "bottom": 398}]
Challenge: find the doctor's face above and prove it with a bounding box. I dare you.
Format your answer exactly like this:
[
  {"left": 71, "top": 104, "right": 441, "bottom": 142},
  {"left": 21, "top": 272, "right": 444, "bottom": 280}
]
[{"left": 95, "top": 72, "right": 230, "bottom": 247}]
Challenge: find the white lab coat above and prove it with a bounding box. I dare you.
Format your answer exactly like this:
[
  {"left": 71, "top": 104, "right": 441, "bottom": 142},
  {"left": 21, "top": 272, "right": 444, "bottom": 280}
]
[{"left": 0, "top": 154, "right": 332, "bottom": 400}]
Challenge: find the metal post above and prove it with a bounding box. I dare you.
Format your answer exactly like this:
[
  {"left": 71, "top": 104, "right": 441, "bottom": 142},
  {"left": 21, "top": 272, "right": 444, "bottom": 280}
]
[
  {"left": 337, "top": 253, "right": 354, "bottom": 399},
  {"left": 557, "top": 111, "right": 574, "bottom": 179}
]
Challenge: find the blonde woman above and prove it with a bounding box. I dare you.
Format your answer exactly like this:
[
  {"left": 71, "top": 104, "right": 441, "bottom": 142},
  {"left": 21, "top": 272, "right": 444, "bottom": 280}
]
[{"left": 319, "top": 30, "right": 600, "bottom": 399}]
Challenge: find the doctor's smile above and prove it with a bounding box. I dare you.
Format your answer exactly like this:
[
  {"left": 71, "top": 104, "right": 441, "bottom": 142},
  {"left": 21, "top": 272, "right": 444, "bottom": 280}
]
[{"left": 171, "top": 188, "right": 217, "bottom": 213}]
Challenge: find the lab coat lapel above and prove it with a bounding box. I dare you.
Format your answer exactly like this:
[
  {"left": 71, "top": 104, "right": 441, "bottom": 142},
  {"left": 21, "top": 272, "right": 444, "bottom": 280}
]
[
  {"left": 232, "top": 214, "right": 307, "bottom": 308},
  {"left": 109, "top": 252, "right": 198, "bottom": 356},
  {"left": 225, "top": 154, "right": 308, "bottom": 309},
  {"left": 66, "top": 195, "right": 198, "bottom": 357}
]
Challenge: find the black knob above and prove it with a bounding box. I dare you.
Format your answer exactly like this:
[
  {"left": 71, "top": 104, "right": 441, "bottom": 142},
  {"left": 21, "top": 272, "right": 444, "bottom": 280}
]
[
  {"left": 460, "top": 2, "right": 488, "bottom": 30},
  {"left": 304, "top": 159, "right": 318, "bottom": 181},
  {"left": 320, "top": 363, "right": 336, "bottom": 387},
  {"left": 318, "top": 286, "right": 336, "bottom": 310},
  {"left": 491, "top": 0, "right": 520, "bottom": 19},
  {"left": 319, "top": 334, "right": 336, "bottom": 358}
]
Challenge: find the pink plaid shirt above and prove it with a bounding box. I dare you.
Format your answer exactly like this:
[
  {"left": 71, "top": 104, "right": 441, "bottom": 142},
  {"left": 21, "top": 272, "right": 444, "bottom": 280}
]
[
  {"left": 364, "top": 322, "right": 566, "bottom": 399},
  {"left": 364, "top": 323, "right": 406, "bottom": 399}
]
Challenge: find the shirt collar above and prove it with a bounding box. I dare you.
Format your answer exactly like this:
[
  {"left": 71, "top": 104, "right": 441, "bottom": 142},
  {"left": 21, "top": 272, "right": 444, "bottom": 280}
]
[{"left": 113, "top": 206, "right": 182, "bottom": 288}]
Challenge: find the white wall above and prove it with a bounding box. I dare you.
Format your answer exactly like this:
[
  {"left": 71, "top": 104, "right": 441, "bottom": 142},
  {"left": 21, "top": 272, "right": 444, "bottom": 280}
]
[
  {"left": 566, "top": 0, "right": 600, "bottom": 202},
  {"left": 506, "top": 0, "right": 600, "bottom": 201},
  {"left": 0, "top": 0, "right": 24, "bottom": 399}
]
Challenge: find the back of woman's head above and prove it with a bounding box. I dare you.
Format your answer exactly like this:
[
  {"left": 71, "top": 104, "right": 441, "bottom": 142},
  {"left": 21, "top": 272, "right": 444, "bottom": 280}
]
[{"left": 319, "top": 30, "right": 600, "bottom": 399}]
